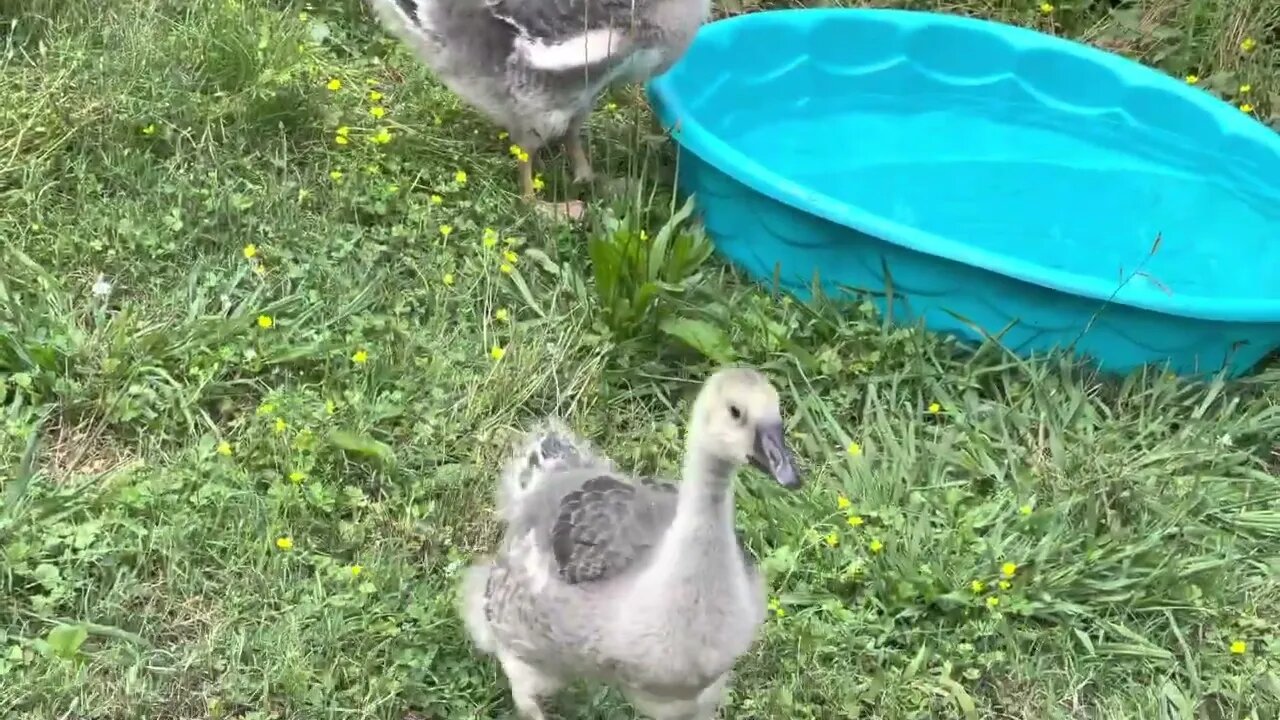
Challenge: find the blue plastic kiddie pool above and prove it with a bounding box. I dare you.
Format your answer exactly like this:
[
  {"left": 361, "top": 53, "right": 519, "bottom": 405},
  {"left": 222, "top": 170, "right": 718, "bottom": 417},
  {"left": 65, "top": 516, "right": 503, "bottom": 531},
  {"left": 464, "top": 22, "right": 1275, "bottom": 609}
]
[{"left": 647, "top": 8, "right": 1280, "bottom": 378}]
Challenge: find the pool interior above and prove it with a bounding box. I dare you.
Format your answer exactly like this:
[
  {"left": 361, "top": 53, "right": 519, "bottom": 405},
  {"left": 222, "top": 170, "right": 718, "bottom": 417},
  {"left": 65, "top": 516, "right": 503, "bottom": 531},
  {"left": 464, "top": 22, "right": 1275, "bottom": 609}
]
[{"left": 672, "top": 14, "right": 1280, "bottom": 303}]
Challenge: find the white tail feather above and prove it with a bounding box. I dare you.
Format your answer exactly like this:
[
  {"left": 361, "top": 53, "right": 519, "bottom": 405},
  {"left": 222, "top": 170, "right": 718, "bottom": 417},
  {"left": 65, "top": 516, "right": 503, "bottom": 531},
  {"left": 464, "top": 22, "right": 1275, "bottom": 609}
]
[{"left": 459, "top": 562, "right": 498, "bottom": 654}]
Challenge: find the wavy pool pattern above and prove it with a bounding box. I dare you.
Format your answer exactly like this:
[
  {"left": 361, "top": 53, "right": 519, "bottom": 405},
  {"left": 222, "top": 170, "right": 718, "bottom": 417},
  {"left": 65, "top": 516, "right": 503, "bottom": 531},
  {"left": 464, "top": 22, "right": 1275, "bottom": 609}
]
[{"left": 648, "top": 8, "right": 1280, "bottom": 377}]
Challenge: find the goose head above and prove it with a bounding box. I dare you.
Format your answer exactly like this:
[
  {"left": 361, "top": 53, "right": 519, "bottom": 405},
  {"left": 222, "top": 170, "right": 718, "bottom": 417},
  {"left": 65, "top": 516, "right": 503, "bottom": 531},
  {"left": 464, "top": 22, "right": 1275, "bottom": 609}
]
[{"left": 689, "top": 367, "right": 801, "bottom": 489}]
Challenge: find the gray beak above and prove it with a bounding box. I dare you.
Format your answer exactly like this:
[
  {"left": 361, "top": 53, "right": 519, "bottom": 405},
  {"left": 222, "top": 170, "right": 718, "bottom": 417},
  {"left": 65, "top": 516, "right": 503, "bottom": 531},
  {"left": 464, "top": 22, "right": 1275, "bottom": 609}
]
[{"left": 749, "top": 421, "right": 801, "bottom": 489}]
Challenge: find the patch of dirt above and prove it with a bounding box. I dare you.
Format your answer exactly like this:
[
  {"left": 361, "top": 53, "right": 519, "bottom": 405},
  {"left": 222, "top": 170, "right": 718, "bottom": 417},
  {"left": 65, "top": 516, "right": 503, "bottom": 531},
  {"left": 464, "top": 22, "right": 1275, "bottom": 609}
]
[{"left": 40, "top": 416, "right": 139, "bottom": 484}]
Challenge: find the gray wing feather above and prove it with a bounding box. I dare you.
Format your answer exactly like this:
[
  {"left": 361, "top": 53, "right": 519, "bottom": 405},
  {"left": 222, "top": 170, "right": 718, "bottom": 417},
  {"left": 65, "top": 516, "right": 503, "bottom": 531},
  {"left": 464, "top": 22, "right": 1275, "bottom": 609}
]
[
  {"left": 486, "top": 0, "right": 648, "bottom": 42},
  {"left": 550, "top": 474, "right": 678, "bottom": 584}
]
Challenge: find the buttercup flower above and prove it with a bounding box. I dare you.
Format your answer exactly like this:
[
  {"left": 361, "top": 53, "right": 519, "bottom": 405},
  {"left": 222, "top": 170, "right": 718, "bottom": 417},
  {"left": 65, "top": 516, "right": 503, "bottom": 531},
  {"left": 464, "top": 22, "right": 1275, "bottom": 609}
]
[
  {"left": 455, "top": 169, "right": 468, "bottom": 185},
  {"left": 868, "top": 538, "right": 884, "bottom": 553},
  {"left": 986, "top": 596, "right": 1000, "bottom": 608},
  {"left": 823, "top": 532, "right": 839, "bottom": 548},
  {"left": 349, "top": 564, "right": 364, "bottom": 577},
  {"left": 837, "top": 495, "right": 852, "bottom": 510},
  {"left": 1185, "top": 74, "right": 1199, "bottom": 84},
  {"left": 257, "top": 315, "right": 274, "bottom": 329},
  {"left": 216, "top": 441, "right": 233, "bottom": 456},
  {"left": 1039, "top": 2, "right": 1053, "bottom": 13},
  {"left": 368, "top": 90, "right": 383, "bottom": 102},
  {"left": 1001, "top": 562, "right": 1018, "bottom": 578},
  {"left": 1230, "top": 640, "right": 1247, "bottom": 655},
  {"left": 1241, "top": 37, "right": 1257, "bottom": 53},
  {"left": 847, "top": 514, "right": 864, "bottom": 527},
  {"left": 326, "top": 78, "right": 341, "bottom": 91},
  {"left": 443, "top": 273, "right": 455, "bottom": 286},
  {"left": 439, "top": 225, "right": 454, "bottom": 237},
  {"left": 289, "top": 471, "right": 306, "bottom": 484},
  {"left": 846, "top": 441, "right": 862, "bottom": 456},
  {"left": 243, "top": 243, "right": 258, "bottom": 259},
  {"left": 495, "top": 308, "right": 510, "bottom": 322},
  {"left": 490, "top": 345, "right": 506, "bottom": 361},
  {"left": 276, "top": 536, "right": 294, "bottom": 550},
  {"left": 370, "top": 106, "right": 386, "bottom": 119},
  {"left": 970, "top": 579, "right": 986, "bottom": 593},
  {"left": 352, "top": 349, "right": 369, "bottom": 364}
]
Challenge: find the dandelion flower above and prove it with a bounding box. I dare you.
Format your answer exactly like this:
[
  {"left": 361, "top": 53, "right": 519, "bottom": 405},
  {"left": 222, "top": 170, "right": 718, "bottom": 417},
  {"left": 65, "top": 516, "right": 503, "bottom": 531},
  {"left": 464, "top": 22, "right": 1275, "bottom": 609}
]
[
  {"left": 326, "top": 78, "right": 342, "bottom": 91},
  {"left": 1001, "top": 562, "right": 1018, "bottom": 578},
  {"left": 1241, "top": 103, "right": 1255, "bottom": 113},
  {"left": 499, "top": 263, "right": 514, "bottom": 275},
  {"left": 495, "top": 308, "right": 510, "bottom": 322},
  {"left": 1039, "top": 2, "right": 1053, "bottom": 13},
  {"left": 368, "top": 90, "right": 383, "bottom": 102},
  {"left": 846, "top": 441, "right": 862, "bottom": 456},
  {"left": 257, "top": 314, "right": 274, "bottom": 329},
  {"left": 274, "top": 417, "right": 287, "bottom": 434},
  {"left": 767, "top": 598, "right": 785, "bottom": 617},
  {"left": 1230, "top": 639, "right": 1247, "bottom": 655},
  {"left": 483, "top": 227, "right": 499, "bottom": 248},
  {"left": 927, "top": 401, "right": 942, "bottom": 414},
  {"left": 439, "top": 224, "right": 454, "bottom": 237},
  {"left": 502, "top": 249, "right": 519, "bottom": 264},
  {"left": 1185, "top": 74, "right": 1199, "bottom": 85},
  {"left": 868, "top": 538, "right": 884, "bottom": 553},
  {"left": 349, "top": 564, "right": 363, "bottom": 577},
  {"left": 429, "top": 194, "right": 443, "bottom": 205},
  {"left": 847, "top": 514, "right": 865, "bottom": 528},
  {"left": 276, "top": 536, "right": 294, "bottom": 550},
  {"left": 216, "top": 441, "right": 233, "bottom": 456},
  {"left": 823, "top": 532, "right": 839, "bottom": 548},
  {"left": 243, "top": 243, "right": 258, "bottom": 259},
  {"left": 454, "top": 169, "right": 468, "bottom": 185},
  {"left": 371, "top": 128, "right": 393, "bottom": 144},
  {"left": 369, "top": 106, "right": 386, "bottom": 119},
  {"left": 490, "top": 345, "right": 506, "bottom": 361},
  {"left": 986, "top": 596, "right": 1000, "bottom": 608},
  {"left": 1241, "top": 37, "right": 1257, "bottom": 53},
  {"left": 970, "top": 579, "right": 986, "bottom": 593},
  {"left": 1239, "top": 83, "right": 1252, "bottom": 94},
  {"left": 288, "top": 471, "right": 306, "bottom": 484},
  {"left": 837, "top": 495, "right": 852, "bottom": 510},
  {"left": 352, "top": 349, "right": 369, "bottom": 365}
]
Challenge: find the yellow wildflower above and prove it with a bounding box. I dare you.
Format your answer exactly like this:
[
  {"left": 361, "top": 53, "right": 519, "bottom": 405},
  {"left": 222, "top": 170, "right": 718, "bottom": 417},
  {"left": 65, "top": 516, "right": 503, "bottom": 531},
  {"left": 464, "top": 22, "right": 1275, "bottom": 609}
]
[
  {"left": 495, "top": 308, "right": 510, "bottom": 322},
  {"left": 847, "top": 514, "right": 864, "bottom": 528},
  {"left": 349, "top": 564, "right": 363, "bottom": 577},
  {"left": 439, "top": 225, "right": 453, "bottom": 237},
  {"left": 455, "top": 169, "right": 468, "bottom": 185},
  {"left": 371, "top": 128, "right": 393, "bottom": 144},
  {"left": 329, "top": 170, "right": 343, "bottom": 181},
  {"left": 1239, "top": 84, "right": 1252, "bottom": 94},
  {"left": 927, "top": 401, "right": 942, "bottom": 414},
  {"left": 502, "top": 249, "right": 519, "bottom": 264},
  {"left": 1185, "top": 74, "right": 1199, "bottom": 85},
  {"left": 216, "top": 441, "right": 233, "bottom": 456},
  {"left": 998, "top": 580, "right": 1012, "bottom": 590},
  {"left": 509, "top": 144, "right": 530, "bottom": 163},
  {"left": 274, "top": 417, "right": 287, "bottom": 434},
  {"left": 243, "top": 243, "right": 258, "bottom": 259},
  {"left": 497, "top": 130, "right": 509, "bottom": 140},
  {"left": 325, "top": 399, "right": 337, "bottom": 415},
  {"left": 1039, "top": 2, "right": 1053, "bottom": 13},
  {"left": 836, "top": 495, "right": 852, "bottom": 510},
  {"left": 253, "top": 264, "right": 266, "bottom": 277},
  {"left": 868, "top": 538, "right": 884, "bottom": 553},
  {"left": 326, "top": 78, "right": 342, "bottom": 91},
  {"left": 970, "top": 579, "right": 986, "bottom": 593},
  {"left": 532, "top": 174, "right": 545, "bottom": 192},
  {"left": 258, "top": 402, "right": 276, "bottom": 415},
  {"left": 369, "top": 106, "right": 386, "bottom": 119},
  {"left": 846, "top": 441, "right": 862, "bottom": 456},
  {"left": 336, "top": 126, "right": 350, "bottom": 137},
  {"left": 499, "top": 263, "right": 514, "bottom": 275},
  {"left": 443, "top": 273, "right": 455, "bottom": 286},
  {"left": 483, "top": 227, "right": 499, "bottom": 248},
  {"left": 605, "top": 102, "right": 619, "bottom": 111},
  {"left": 141, "top": 123, "right": 157, "bottom": 136},
  {"left": 1241, "top": 37, "right": 1257, "bottom": 53},
  {"left": 490, "top": 345, "right": 506, "bottom": 361},
  {"left": 1241, "top": 103, "right": 1255, "bottom": 113},
  {"left": 430, "top": 194, "right": 443, "bottom": 205},
  {"left": 823, "top": 532, "right": 839, "bottom": 548},
  {"left": 1019, "top": 504, "right": 1033, "bottom": 516},
  {"left": 1001, "top": 562, "right": 1018, "bottom": 578},
  {"left": 335, "top": 135, "right": 349, "bottom": 146},
  {"left": 257, "top": 314, "right": 274, "bottom": 329},
  {"left": 986, "top": 596, "right": 1000, "bottom": 608},
  {"left": 288, "top": 471, "right": 306, "bottom": 484},
  {"left": 368, "top": 90, "right": 383, "bottom": 102},
  {"left": 1230, "top": 640, "right": 1247, "bottom": 655},
  {"left": 767, "top": 598, "right": 785, "bottom": 617},
  {"left": 276, "top": 536, "right": 294, "bottom": 551},
  {"left": 352, "top": 349, "right": 369, "bottom": 365}
]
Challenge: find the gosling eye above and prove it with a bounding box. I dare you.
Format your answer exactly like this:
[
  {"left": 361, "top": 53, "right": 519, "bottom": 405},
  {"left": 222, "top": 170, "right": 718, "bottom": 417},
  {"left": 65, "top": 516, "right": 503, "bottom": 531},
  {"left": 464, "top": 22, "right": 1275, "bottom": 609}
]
[{"left": 728, "top": 404, "right": 745, "bottom": 424}]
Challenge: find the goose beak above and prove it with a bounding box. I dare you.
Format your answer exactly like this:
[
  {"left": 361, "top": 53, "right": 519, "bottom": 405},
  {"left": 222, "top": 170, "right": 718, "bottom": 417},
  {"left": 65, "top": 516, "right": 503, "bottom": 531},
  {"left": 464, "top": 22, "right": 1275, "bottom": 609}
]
[{"left": 750, "top": 422, "right": 801, "bottom": 489}]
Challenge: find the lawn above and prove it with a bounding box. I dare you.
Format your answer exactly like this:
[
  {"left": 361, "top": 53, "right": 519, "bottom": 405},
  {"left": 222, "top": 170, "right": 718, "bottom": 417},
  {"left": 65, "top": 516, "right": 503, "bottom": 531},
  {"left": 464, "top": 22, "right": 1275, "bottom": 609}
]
[{"left": 2, "top": 0, "right": 1279, "bottom": 718}]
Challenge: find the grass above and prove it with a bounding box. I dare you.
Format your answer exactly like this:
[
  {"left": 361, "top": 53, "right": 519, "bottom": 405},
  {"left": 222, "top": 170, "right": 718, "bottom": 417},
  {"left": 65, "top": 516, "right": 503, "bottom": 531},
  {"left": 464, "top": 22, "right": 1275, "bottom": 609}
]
[{"left": 1, "top": 0, "right": 1279, "bottom": 717}]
